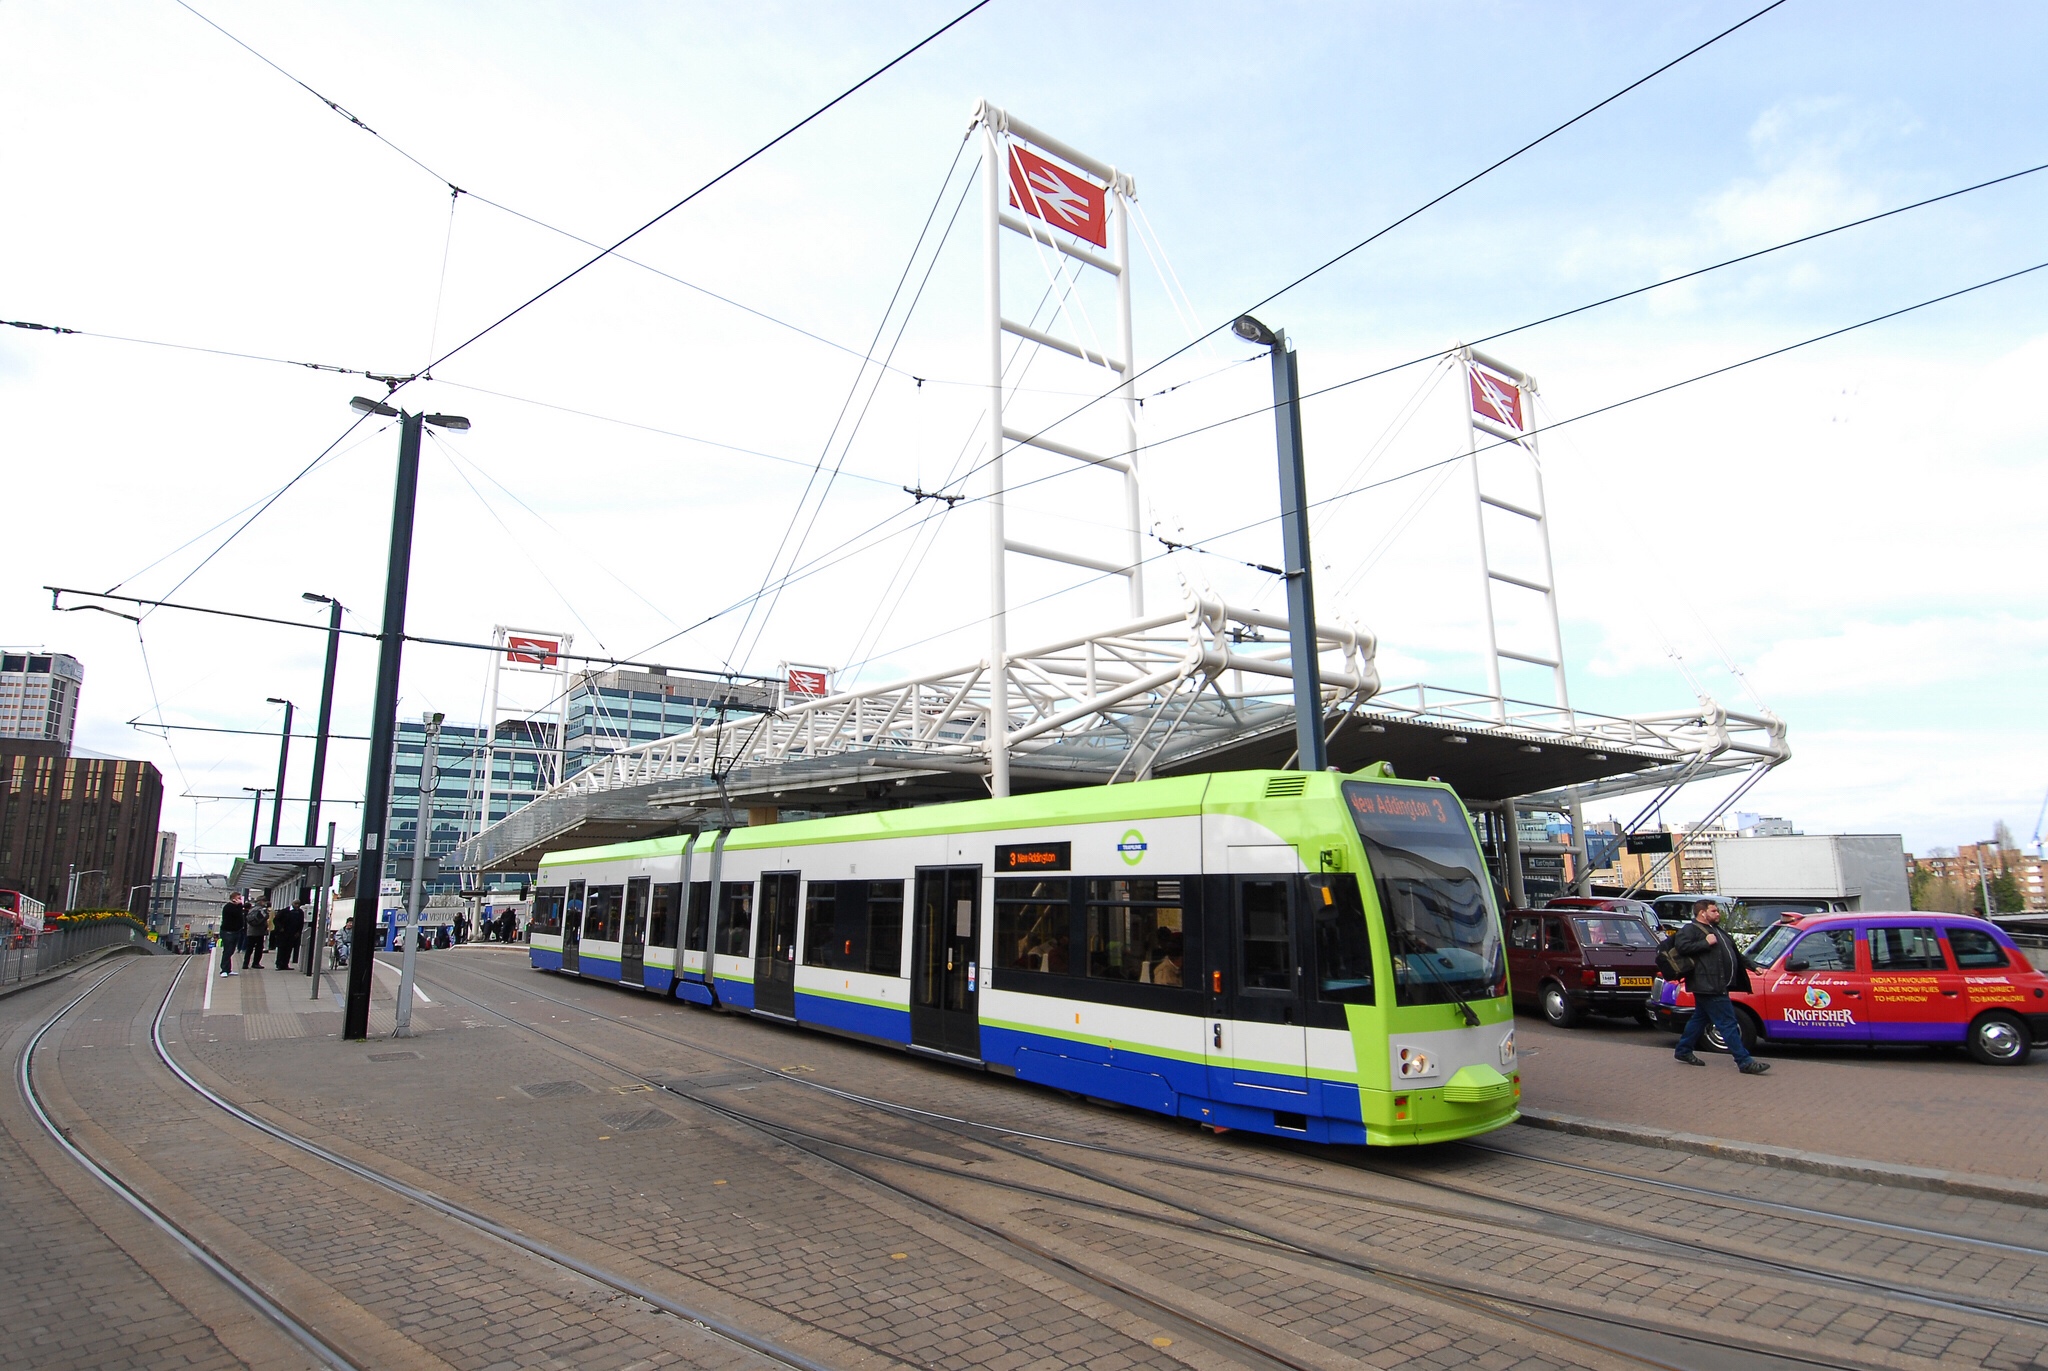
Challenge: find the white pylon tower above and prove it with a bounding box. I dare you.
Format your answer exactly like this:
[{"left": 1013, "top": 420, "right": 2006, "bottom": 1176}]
[
  {"left": 472, "top": 626, "right": 572, "bottom": 842},
  {"left": 973, "top": 100, "right": 1142, "bottom": 797},
  {"left": 1459, "top": 347, "right": 1570, "bottom": 723}
]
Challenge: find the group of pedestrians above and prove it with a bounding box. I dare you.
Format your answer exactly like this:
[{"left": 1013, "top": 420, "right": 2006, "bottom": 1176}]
[{"left": 215, "top": 891, "right": 311, "bottom": 978}]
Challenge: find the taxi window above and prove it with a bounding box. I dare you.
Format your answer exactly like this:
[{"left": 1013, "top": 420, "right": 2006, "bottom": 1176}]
[
  {"left": 1946, "top": 927, "right": 2010, "bottom": 969},
  {"left": 1788, "top": 929, "right": 1856, "bottom": 971},
  {"left": 1509, "top": 917, "right": 1539, "bottom": 951},
  {"left": 1543, "top": 917, "right": 1573, "bottom": 953},
  {"left": 1868, "top": 926, "right": 1945, "bottom": 971},
  {"left": 1746, "top": 924, "right": 1800, "bottom": 967}
]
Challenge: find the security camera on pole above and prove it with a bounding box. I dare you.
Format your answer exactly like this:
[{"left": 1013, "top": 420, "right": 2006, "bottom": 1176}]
[
  {"left": 394, "top": 711, "right": 442, "bottom": 1037},
  {"left": 341, "top": 395, "right": 470, "bottom": 1041}
]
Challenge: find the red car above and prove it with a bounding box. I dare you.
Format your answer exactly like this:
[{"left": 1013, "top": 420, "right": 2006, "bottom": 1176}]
[{"left": 1652, "top": 912, "right": 2048, "bottom": 1065}]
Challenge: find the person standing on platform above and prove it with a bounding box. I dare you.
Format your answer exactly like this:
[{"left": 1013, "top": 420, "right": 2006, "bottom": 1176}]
[
  {"left": 217, "top": 893, "right": 246, "bottom": 977},
  {"left": 273, "top": 898, "right": 305, "bottom": 970},
  {"left": 241, "top": 902, "right": 270, "bottom": 971}
]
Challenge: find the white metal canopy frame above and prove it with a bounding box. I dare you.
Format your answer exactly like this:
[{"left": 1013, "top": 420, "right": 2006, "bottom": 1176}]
[{"left": 974, "top": 100, "right": 1145, "bottom": 797}]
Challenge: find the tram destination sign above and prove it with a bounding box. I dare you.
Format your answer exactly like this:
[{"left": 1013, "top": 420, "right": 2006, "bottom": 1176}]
[{"left": 997, "top": 841, "right": 1071, "bottom": 873}]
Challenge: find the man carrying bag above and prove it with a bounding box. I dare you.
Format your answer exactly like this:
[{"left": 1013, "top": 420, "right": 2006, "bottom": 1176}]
[{"left": 1664, "top": 901, "right": 1772, "bottom": 1074}]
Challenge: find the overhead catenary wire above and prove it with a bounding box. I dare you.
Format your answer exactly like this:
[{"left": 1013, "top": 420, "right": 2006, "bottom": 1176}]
[
  {"left": 937, "top": 0, "right": 1793, "bottom": 502},
  {"left": 726, "top": 140, "right": 979, "bottom": 671}
]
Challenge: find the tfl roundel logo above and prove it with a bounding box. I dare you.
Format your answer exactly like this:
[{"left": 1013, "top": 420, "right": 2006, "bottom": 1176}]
[{"left": 1117, "top": 829, "right": 1149, "bottom": 867}]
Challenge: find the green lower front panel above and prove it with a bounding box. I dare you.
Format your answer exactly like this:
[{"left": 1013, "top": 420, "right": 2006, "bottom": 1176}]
[{"left": 1361, "top": 1079, "right": 1523, "bottom": 1145}]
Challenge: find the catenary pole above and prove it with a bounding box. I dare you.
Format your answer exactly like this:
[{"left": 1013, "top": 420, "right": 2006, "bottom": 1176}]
[
  {"left": 344, "top": 411, "right": 424, "bottom": 1040},
  {"left": 267, "top": 700, "right": 293, "bottom": 846},
  {"left": 394, "top": 713, "right": 439, "bottom": 1036},
  {"left": 304, "top": 599, "right": 342, "bottom": 844},
  {"left": 1269, "top": 331, "right": 1327, "bottom": 773}
]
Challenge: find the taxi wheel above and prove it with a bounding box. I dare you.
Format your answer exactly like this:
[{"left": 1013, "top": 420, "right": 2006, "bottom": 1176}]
[
  {"left": 1540, "top": 982, "right": 1578, "bottom": 1028},
  {"left": 1967, "top": 1012, "right": 2032, "bottom": 1066},
  {"left": 1704, "top": 1010, "right": 1761, "bottom": 1056}
]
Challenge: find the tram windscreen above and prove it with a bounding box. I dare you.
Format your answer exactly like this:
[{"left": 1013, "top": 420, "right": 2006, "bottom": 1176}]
[{"left": 1342, "top": 782, "right": 1505, "bottom": 1007}]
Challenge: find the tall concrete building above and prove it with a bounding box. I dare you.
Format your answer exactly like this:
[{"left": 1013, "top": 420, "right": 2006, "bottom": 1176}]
[{"left": 0, "top": 650, "right": 83, "bottom": 749}]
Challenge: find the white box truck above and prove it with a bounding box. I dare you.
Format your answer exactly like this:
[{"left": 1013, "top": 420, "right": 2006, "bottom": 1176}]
[{"left": 1711, "top": 834, "right": 1910, "bottom": 913}]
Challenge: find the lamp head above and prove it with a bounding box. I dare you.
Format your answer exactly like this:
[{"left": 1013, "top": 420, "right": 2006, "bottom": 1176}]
[
  {"left": 1231, "top": 314, "right": 1278, "bottom": 347},
  {"left": 350, "top": 396, "right": 401, "bottom": 418},
  {"left": 266, "top": 697, "right": 291, "bottom": 707},
  {"left": 301, "top": 592, "right": 333, "bottom": 605},
  {"left": 423, "top": 413, "right": 470, "bottom": 431}
]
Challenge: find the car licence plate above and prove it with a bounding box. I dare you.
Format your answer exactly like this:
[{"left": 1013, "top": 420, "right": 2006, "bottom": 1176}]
[{"left": 1619, "top": 976, "right": 1652, "bottom": 989}]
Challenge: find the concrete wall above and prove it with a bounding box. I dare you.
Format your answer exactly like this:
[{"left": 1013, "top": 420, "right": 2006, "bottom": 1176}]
[{"left": 1712, "top": 834, "right": 1909, "bottom": 908}]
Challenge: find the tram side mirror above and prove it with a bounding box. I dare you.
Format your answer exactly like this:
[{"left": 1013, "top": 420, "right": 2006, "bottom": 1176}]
[{"left": 1785, "top": 958, "right": 1809, "bottom": 972}]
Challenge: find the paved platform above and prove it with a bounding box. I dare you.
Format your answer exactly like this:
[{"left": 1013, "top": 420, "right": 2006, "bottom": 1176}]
[{"left": 1513, "top": 1010, "right": 2048, "bottom": 1188}]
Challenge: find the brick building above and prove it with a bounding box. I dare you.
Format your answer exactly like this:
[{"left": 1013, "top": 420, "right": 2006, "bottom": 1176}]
[
  {"left": 0, "top": 739, "right": 165, "bottom": 911},
  {"left": 1911, "top": 843, "right": 2046, "bottom": 912}
]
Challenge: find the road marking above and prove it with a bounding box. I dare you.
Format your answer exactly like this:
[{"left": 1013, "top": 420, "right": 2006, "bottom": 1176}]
[
  {"left": 371, "top": 959, "right": 432, "bottom": 1003},
  {"left": 201, "top": 955, "right": 214, "bottom": 1010}
]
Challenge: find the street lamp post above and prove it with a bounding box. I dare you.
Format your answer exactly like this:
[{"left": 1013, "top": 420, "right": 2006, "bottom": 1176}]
[
  {"left": 1231, "top": 314, "right": 1327, "bottom": 773},
  {"left": 395, "top": 711, "right": 443, "bottom": 1037},
  {"left": 65, "top": 866, "right": 106, "bottom": 911},
  {"left": 300, "top": 595, "right": 343, "bottom": 846},
  {"left": 265, "top": 697, "right": 294, "bottom": 847},
  {"left": 343, "top": 398, "right": 470, "bottom": 1041},
  {"left": 242, "top": 786, "right": 272, "bottom": 858}
]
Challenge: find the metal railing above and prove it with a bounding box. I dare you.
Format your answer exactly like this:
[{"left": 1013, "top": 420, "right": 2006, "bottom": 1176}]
[{"left": 0, "top": 917, "right": 158, "bottom": 988}]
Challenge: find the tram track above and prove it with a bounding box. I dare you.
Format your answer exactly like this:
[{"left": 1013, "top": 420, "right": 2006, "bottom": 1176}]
[
  {"left": 424, "top": 956, "right": 2048, "bottom": 1371},
  {"left": 30, "top": 957, "right": 849, "bottom": 1371},
  {"left": 441, "top": 958, "right": 2048, "bottom": 1335},
  {"left": 17, "top": 965, "right": 358, "bottom": 1371}
]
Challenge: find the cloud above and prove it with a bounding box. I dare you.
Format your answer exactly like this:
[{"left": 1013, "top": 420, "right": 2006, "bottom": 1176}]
[{"left": 1749, "top": 615, "right": 2048, "bottom": 698}]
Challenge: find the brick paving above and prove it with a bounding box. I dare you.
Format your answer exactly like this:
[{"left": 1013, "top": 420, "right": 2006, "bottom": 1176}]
[
  {"left": 1512, "top": 1013, "right": 2048, "bottom": 1185},
  {"left": 14, "top": 944, "right": 2048, "bottom": 1370}
]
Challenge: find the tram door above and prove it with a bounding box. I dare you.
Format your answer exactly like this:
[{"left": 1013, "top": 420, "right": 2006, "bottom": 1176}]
[
  {"left": 1209, "top": 875, "right": 1308, "bottom": 1104},
  {"left": 910, "top": 867, "right": 982, "bottom": 1059},
  {"left": 753, "top": 873, "right": 801, "bottom": 1017},
  {"left": 620, "top": 877, "right": 649, "bottom": 987},
  {"left": 562, "top": 880, "right": 586, "bottom": 974}
]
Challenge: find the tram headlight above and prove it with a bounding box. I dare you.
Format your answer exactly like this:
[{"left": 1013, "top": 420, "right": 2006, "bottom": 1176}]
[{"left": 1499, "top": 1027, "right": 1516, "bottom": 1068}]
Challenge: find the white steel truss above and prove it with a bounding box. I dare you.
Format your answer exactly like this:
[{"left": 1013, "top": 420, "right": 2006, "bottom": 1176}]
[
  {"left": 1461, "top": 346, "right": 1570, "bottom": 722},
  {"left": 974, "top": 101, "right": 1143, "bottom": 797},
  {"left": 468, "top": 625, "right": 572, "bottom": 839}
]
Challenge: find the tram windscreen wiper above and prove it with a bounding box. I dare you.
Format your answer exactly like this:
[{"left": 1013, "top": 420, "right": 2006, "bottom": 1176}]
[{"left": 1390, "top": 923, "right": 1481, "bottom": 1026}]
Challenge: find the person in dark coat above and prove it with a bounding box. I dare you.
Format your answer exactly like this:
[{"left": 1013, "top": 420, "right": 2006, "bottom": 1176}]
[
  {"left": 273, "top": 898, "right": 306, "bottom": 970},
  {"left": 217, "top": 894, "right": 246, "bottom": 976},
  {"left": 1672, "top": 900, "right": 1771, "bottom": 1074},
  {"left": 241, "top": 903, "right": 270, "bottom": 970}
]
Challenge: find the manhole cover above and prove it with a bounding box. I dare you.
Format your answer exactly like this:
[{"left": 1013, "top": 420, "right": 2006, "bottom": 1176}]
[
  {"left": 368, "top": 1051, "right": 421, "bottom": 1062},
  {"left": 599, "top": 1108, "right": 674, "bottom": 1133},
  {"left": 521, "top": 1080, "right": 591, "bottom": 1098}
]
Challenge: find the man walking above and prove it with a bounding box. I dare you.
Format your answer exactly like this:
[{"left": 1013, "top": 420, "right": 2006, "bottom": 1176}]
[
  {"left": 1672, "top": 900, "right": 1771, "bottom": 1074},
  {"left": 217, "top": 893, "right": 246, "bottom": 977}
]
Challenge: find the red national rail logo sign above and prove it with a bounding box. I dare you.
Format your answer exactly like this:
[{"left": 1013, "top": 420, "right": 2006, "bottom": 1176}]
[
  {"left": 785, "top": 667, "right": 830, "bottom": 698},
  {"left": 1008, "top": 145, "right": 1108, "bottom": 249},
  {"left": 1469, "top": 365, "right": 1524, "bottom": 432},
  {"left": 506, "top": 636, "right": 560, "bottom": 667}
]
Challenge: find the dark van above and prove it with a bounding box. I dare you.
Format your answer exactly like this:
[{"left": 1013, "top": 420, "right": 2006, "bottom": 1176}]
[{"left": 1508, "top": 909, "right": 1662, "bottom": 1027}]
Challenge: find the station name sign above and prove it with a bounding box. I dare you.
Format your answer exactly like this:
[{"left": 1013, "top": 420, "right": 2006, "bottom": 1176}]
[
  {"left": 253, "top": 844, "right": 328, "bottom": 865},
  {"left": 997, "top": 841, "right": 1071, "bottom": 872}
]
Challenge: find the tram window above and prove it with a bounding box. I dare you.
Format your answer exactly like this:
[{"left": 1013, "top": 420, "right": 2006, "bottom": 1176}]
[
  {"left": 1238, "top": 879, "right": 1293, "bottom": 992},
  {"left": 586, "top": 885, "right": 622, "bottom": 941},
  {"left": 1085, "top": 879, "right": 1185, "bottom": 983},
  {"left": 865, "top": 881, "right": 904, "bottom": 976},
  {"left": 996, "top": 877, "right": 1072, "bottom": 974},
  {"left": 717, "top": 882, "right": 753, "bottom": 956},
  {"left": 649, "top": 883, "right": 681, "bottom": 949},
  {"left": 1310, "top": 874, "right": 1374, "bottom": 1005},
  {"left": 803, "top": 882, "right": 840, "bottom": 967},
  {"left": 684, "top": 882, "right": 710, "bottom": 952},
  {"left": 531, "top": 887, "right": 565, "bottom": 936}
]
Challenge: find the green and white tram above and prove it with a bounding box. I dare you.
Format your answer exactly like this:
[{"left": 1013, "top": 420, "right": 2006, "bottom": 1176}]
[{"left": 528, "top": 765, "right": 1519, "bottom": 1145}]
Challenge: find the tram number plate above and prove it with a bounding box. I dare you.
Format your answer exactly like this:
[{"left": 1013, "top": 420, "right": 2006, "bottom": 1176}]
[{"left": 1618, "top": 976, "right": 1653, "bottom": 989}]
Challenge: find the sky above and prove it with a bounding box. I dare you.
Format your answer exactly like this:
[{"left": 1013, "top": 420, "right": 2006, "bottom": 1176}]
[{"left": 3, "top": 0, "right": 2043, "bottom": 873}]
